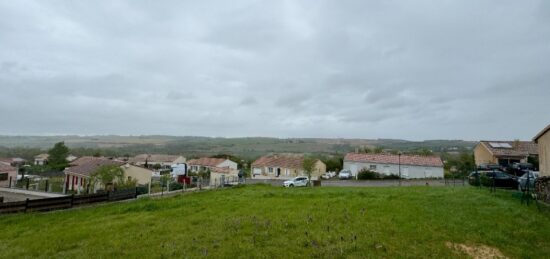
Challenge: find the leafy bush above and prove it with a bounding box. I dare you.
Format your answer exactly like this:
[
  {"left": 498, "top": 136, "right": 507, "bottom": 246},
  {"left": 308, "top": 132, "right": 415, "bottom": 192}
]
[
  {"left": 357, "top": 169, "right": 401, "bottom": 180},
  {"left": 382, "top": 174, "right": 400, "bottom": 180},
  {"left": 169, "top": 182, "right": 183, "bottom": 191},
  {"left": 357, "top": 169, "right": 381, "bottom": 180}
]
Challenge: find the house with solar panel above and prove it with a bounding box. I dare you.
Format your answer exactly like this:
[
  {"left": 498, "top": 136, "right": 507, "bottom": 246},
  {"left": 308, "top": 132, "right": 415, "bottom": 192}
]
[{"left": 474, "top": 141, "right": 538, "bottom": 169}]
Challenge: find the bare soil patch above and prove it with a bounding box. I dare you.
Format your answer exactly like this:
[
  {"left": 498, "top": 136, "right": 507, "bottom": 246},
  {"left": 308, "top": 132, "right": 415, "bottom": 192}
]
[{"left": 446, "top": 242, "right": 508, "bottom": 259}]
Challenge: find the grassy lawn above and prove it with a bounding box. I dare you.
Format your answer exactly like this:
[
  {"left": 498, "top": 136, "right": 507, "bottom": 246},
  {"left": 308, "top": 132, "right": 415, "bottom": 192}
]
[{"left": 0, "top": 185, "right": 549, "bottom": 258}]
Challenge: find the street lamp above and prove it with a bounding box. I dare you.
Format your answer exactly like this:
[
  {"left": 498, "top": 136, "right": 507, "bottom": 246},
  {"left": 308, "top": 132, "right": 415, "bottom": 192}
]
[{"left": 398, "top": 152, "right": 402, "bottom": 186}]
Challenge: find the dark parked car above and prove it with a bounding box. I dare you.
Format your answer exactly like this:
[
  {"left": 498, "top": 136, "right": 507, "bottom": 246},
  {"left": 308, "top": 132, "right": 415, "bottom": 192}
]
[
  {"left": 477, "top": 164, "right": 502, "bottom": 171},
  {"left": 469, "top": 171, "right": 518, "bottom": 188}
]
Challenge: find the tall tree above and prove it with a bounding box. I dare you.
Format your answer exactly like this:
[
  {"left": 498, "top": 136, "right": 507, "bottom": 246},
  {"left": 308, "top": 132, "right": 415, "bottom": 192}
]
[
  {"left": 48, "top": 142, "right": 70, "bottom": 171},
  {"left": 302, "top": 157, "right": 317, "bottom": 187},
  {"left": 89, "top": 165, "right": 125, "bottom": 191}
]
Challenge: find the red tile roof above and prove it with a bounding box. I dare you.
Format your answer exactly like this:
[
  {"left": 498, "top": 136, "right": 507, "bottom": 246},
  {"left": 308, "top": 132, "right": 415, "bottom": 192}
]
[
  {"left": 344, "top": 153, "right": 443, "bottom": 167},
  {"left": 252, "top": 154, "right": 308, "bottom": 169},
  {"left": 479, "top": 141, "right": 538, "bottom": 157},
  {"left": 0, "top": 163, "right": 17, "bottom": 172},
  {"left": 187, "top": 158, "right": 226, "bottom": 167},
  {"left": 0, "top": 158, "right": 12, "bottom": 165},
  {"left": 65, "top": 159, "right": 125, "bottom": 176}
]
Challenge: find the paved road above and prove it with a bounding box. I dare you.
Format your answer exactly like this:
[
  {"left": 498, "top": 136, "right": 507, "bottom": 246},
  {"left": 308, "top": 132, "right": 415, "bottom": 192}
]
[
  {"left": 0, "top": 191, "right": 46, "bottom": 202},
  {"left": 0, "top": 187, "right": 65, "bottom": 202},
  {"left": 245, "top": 178, "right": 467, "bottom": 187}
]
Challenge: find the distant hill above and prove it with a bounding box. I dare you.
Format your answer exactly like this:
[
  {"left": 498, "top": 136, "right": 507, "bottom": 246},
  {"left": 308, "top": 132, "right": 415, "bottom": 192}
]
[{"left": 0, "top": 135, "right": 476, "bottom": 160}]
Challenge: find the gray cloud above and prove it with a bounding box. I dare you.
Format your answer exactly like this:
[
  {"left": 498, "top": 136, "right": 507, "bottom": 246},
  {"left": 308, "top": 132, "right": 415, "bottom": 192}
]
[{"left": 0, "top": 0, "right": 549, "bottom": 140}]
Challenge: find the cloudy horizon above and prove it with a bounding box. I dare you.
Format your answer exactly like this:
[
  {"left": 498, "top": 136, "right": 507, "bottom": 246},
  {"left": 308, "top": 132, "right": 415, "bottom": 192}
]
[{"left": 1, "top": 1, "right": 549, "bottom": 141}]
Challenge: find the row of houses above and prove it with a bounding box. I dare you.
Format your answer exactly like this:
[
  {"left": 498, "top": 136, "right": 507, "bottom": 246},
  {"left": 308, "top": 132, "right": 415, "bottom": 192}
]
[
  {"left": 249, "top": 153, "right": 445, "bottom": 180},
  {"left": 63, "top": 154, "right": 241, "bottom": 193},
  {"left": 5, "top": 122, "right": 550, "bottom": 190}
]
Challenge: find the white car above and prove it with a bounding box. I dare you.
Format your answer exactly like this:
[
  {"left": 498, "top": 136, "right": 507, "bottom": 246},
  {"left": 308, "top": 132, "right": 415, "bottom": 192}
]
[
  {"left": 339, "top": 170, "right": 352, "bottom": 179},
  {"left": 517, "top": 171, "right": 540, "bottom": 191},
  {"left": 283, "top": 177, "right": 309, "bottom": 187}
]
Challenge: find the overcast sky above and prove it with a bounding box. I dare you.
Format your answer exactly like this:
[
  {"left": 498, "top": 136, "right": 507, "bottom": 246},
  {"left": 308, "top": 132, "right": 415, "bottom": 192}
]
[{"left": 1, "top": 1, "right": 549, "bottom": 140}]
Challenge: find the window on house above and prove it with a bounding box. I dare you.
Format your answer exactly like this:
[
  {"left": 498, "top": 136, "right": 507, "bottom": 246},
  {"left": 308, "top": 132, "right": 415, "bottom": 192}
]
[
  {"left": 0, "top": 173, "right": 7, "bottom": 181},
  {"left": 268, "top": 167, "right": 273, "bottom": 173},
  {"left": 369, "top": 165, "right": 377, "bottom": 170}
]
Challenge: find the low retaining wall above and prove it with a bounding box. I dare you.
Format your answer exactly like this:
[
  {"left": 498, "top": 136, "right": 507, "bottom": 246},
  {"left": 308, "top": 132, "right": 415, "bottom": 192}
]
[{"left": 0, "top": 187, "right": 66, "bottom": 198}]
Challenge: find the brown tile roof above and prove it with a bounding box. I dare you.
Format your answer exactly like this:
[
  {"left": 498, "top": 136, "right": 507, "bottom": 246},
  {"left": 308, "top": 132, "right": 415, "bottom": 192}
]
[
  {"left": 479, "top": 140, "right": 538, "bottom": 157},
  {"left": 65, "top": 159, "right": 125, "bottom": 177},
  {"left": 0, "top": 163, "right": 17, "bottom": 172},
  {"left": 0, "top": 158, "right": 12, "bottom": 165},
  {"left": 130, "top": 154, "right": 182, "bottom": 163},
  {"left": 69, "top": 156, "right": 103, "bottom": 166},
  {"left": 187, "top": 158, "right": 226, "bottom": 167},
  {"left": 252, "top": 154, "right": 307, "bottom": 169},
  {"left": 344, "top": 153, "right": 444, "bottom": 167},
  {"left": 534, "top": 124, "right": 550, "bottom": 142}
]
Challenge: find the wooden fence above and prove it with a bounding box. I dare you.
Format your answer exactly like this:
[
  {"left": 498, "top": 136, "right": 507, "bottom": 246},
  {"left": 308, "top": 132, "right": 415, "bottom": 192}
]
[{"left": 0, "top": 188, "right": 137, "bottom": 214}]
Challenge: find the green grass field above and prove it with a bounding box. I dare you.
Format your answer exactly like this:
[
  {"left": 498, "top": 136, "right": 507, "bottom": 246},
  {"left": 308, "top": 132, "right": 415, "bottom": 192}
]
[{"left": 0, "top": 185, "right": 549, "bottom": 258}]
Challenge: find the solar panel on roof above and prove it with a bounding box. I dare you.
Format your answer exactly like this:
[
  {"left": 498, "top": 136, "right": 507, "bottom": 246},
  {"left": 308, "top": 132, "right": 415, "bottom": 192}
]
[
  {"left": 500, "top": 143, "right": 512, "bottom": 148},
  {"left": 488, "top": 142, "right": 512, "bottom": 148},
  {"left": 489, "top": 142, "right": 501, "bottom": 148}
]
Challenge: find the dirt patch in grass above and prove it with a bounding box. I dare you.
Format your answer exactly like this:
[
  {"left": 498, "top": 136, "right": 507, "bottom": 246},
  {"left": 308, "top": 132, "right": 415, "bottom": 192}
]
[{"left": 446, "top": 242, "right": 507, "bottom": 259}]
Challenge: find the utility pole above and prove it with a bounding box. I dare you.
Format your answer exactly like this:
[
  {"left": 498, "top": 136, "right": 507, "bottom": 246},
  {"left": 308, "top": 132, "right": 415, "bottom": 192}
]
[{"left": 398, "top": 152, "right": 402, "bottom": 186}]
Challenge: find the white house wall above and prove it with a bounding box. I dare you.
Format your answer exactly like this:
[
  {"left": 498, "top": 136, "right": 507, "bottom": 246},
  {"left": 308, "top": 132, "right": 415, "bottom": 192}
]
[
  {"left": 343, "top": 161, "right": 444, "bottom": 179},
  {"left": 218, "top": 160, "right": 238, "bottom": 170}
]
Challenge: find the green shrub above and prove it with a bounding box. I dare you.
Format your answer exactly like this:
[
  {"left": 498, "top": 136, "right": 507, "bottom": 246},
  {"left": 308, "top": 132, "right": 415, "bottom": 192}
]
[
  {"left": 357, "top": 169, "right": 381, "bottom": 180},
  {"left": 169, "top": 182, "right": 183, "bottom": 191},
  {"left": 382, "top": 174, "right": 400, "bottom": 180}
]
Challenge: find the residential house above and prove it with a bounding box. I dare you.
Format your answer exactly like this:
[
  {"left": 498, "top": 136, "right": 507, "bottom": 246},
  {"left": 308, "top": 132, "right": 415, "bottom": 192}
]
[
  {"left": 0, "top": 163, "right": 17, "bottom": 188},
  {"left": 34, "top": 153, "right": 49, "bottom": 165},
  {"left": 187, "top": 157, "right": 238, "bottom": 173},
  {"left": 64, "top": 158, "right": 153, "bottom": 193},
  {"left": 533, "top": 124, "right": 550, "bottom": 177},
  {"left": 474, "top": 140, "right": 538, "bottom": 168},
  {"left": 33, "top": 154, "right": 78, "bottom": 166},
  {"left": 209, "top": 166, "right": 239, "bottom": 186},
  {"left": 129, "top": 154, "right": 186, "bottom": 169},
  {"left": 251, "top": 154, "right": 326, "bottom": 180},
  {"left": 343, "top": 153, "right": 444, "bottom": 179},
  {"left": 0, "top": 157, "right": 26, "bottom": 167}
]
